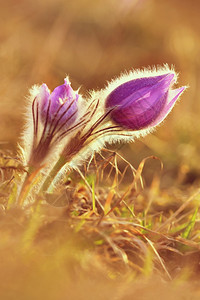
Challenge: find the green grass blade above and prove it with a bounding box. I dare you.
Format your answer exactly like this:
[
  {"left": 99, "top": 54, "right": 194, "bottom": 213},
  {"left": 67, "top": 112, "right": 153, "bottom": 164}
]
[{"left": 181, "top": 207, "right": 198, "bottom": 239}]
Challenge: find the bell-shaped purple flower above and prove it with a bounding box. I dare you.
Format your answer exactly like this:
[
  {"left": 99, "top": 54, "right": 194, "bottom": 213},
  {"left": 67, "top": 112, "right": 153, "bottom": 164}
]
[
  {"left": 105, "top": 73, "right": 185, "bottom": 130},
  {"left": 39, "top": 78, "right": 79, "bottom": 130},
  {"left": 28, "top": 78, "right": 80, "bottom": 167}
]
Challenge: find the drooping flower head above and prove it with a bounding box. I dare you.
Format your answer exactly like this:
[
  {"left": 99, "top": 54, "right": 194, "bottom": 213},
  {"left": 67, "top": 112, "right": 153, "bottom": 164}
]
[
  {"left": 60, "top": 67, "right": 186, "bottom": 171},
  {"left": 105, "top": 71, "right": 185, "bottom": 131}
]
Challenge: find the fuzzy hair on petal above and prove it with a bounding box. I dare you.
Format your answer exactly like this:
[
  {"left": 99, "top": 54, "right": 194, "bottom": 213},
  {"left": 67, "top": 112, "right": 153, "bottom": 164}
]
[
  {"left": 103, "top": 64, "right": 178, "bottom": 101},
  {"left": 19, "top": 85, "right": 42, "bottom": 164}
]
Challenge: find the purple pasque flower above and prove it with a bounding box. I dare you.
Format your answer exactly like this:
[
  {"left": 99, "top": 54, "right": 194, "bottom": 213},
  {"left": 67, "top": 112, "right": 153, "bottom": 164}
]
[
  {"left": 39, "top": 78, "right": 79, "bottom": 129},
  {"left": 105, "top": 73, "right": 185, "bottom": 130},
  {"left": 29, "top": 78, "right": 80, "bottom": 167}
]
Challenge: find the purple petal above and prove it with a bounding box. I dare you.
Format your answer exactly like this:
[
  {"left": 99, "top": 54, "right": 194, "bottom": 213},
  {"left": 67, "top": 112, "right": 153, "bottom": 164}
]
[
  {"left": 50, "top": 82, "right": 78, "bottom": 127},
  {"left": 149, "top": 86, "right": 186, "bottom": 127},
  {"left": 39, "top": 83, "right": 50, "bottom": 100},
  {"left": 49, "top": 84, "right": 70, "bottom": 115},
  {"left": 106, "top": 73, "right": 174, "bottom": 108},
  {"left": 38, "top": 84, "right": 51, "bottom": 116},
  {"left": 39, "top": 79, "right": 79, "bottom": 130},
  {"left": 106, "top": 73, "right": 175, "bottom": 130}
]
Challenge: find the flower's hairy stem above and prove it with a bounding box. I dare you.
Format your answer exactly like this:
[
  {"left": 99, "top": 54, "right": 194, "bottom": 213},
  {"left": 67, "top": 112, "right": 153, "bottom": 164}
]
[
  {"left": 17, "top": 166, "right": 43, "bottom": 206},
  {"left": 40, "top": 134, "right": 85, "bottom": 193},
  {"left": 40, "top": 155, "right": 66, "bottom": 193}
]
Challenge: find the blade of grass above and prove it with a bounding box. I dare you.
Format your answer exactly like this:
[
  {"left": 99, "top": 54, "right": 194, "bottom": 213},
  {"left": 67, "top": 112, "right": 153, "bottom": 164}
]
[
  {"left": 7, "top": 181, "right": 18, "bottom": 209},
  {"left": 181, "top": 207, "right": 198, "bottom": 239},
  {"left": 91, "top": 177, "right": 96, "bottom": 211},
  {"left": 157, "top": 189, "right": 200, "bottom": 231},
  {"left": 143, "top": 234, "right": 172, "bottom": 280},
  {"left": 76, "top": 168, "right": 104, "bottom": 213}
]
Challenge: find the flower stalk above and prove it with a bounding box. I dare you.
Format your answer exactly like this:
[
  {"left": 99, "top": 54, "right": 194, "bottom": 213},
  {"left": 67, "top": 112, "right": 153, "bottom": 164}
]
[{"left": 17, "top": 166, "right": 43, "bottom": 206}]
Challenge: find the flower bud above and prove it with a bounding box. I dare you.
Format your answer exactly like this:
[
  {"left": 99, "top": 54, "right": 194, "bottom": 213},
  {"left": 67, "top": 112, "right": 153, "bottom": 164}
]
[{"left": 105, "top": 73, "right": 185, "bottom": 130}]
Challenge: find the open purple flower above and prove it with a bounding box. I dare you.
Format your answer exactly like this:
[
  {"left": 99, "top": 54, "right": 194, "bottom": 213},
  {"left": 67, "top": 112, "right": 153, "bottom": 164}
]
[
  {"left": 39, "top": 78, "right": 79, "bottom": 129},
  {"left": 105, "top": 73, "right": 185, "bottom": 130},
  {"left": 29, "top": 78, "right": 80, "bottom": 167}
]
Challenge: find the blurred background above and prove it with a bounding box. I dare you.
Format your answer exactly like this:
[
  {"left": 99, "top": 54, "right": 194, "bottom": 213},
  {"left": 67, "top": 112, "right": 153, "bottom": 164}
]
[{"left": 0, "top": 0, "right": 200, "bottom": 187}]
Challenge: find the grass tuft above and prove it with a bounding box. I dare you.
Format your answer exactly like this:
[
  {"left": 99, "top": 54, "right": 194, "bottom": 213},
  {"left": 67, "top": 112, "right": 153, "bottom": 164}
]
[{"left": 1, "top": 148, "right": 200, "bottom": 298}]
